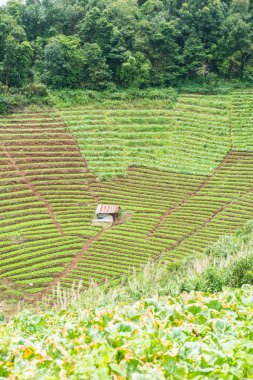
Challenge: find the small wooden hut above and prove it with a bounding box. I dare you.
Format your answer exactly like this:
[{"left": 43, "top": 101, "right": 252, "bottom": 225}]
[{"left": 95, "top": 204, "right": 120, "bottom": 223}]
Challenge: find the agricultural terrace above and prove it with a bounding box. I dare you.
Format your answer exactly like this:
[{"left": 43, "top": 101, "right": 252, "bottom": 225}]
[
  {"left": 0, "top": 112, "right": 99, "bottom": 299},
  {"left": 0, "top": 90, "right": 253, "bottom": 301},
  {"left": 60, "top": 94, "right": 230, "bottom": 178}
]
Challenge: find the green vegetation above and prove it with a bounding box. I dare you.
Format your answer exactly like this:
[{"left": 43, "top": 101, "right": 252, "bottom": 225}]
[
  {"left": 61, "top": 89, "right": 253, "bottom": 179},
  {"left": 0, "top": 90, "right": 253, "bottom": 301},
  {"left": 0, "top": 84, "right": 50, "bottom": 113},
  {"left": 48, "top": 87, "right": 178, "bottom": 109},
  {"left": 62, "top": 93, "right": 230, "bottom": 178},
  {"left": 1, "top": 190, "right": 253, "bottom": 379},
  {"left": 231, "top": 90, "right": 253, "bottom": 150},
  {"left": 49, "top": 219, "right": 253, "bottom": 308},
  {"left": 0, "top": 0, "right": 253, "bottom": 374},
  {"left": 0, "top": 0, "right": 253, "bottom": 94},
  {"left": 1, "top": 285, "right": 253, "bottom": 378},
  {"left": 1, "top": 217, "right": 253, "bottom": 378},
  {"left": 0, "top": 111, "right": 99, "bottom": 299}
]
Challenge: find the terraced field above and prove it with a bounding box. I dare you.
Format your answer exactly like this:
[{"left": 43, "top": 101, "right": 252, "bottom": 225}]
[
  {"left": 0, "top": 113, "right": 99, "bottom": 298},
  {"left": 0, "top": 90, "right": 253, "bottom": 301},
  {"left": 61, "top": 94, "right": 230, "bottom": 178},
  {"left": 231, "top": 90, "right": 253, "bottom": 150}
]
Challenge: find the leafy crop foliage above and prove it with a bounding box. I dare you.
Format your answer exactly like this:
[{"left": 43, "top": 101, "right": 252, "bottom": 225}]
[
  {"left": 1, "top": 286, "right": 253, "bottom": 379},
  {"left": 1, "top": 221, "right": 253, "bottom": 378},
  {"left": 0, "top": 90, "right": 253, "bottom": 302}
]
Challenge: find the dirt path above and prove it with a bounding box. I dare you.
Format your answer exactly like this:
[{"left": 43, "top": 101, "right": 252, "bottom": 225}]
[
  {"left": 147, "top": 149, "right": 233, "bottom": 238},
  {"left": 0, "top": 142, "right": 65, "bottom": 235},
  {"left": 160, "top": 185, "right": 253, "bottom": 258},
  {"left": 34, "top": 227, "right": 106, "bottom": 301}
]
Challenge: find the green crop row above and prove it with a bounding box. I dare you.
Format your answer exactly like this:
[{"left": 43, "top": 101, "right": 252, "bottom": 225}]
[{"left": 1, "top": 92, "right": 253, "bottom": 299}]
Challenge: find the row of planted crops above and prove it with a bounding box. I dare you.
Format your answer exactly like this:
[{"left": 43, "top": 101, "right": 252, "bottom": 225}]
[
  {"left": 0, "top": 90, "right": 253, "bottom": 301},
  {"left": 0, "top": 113, "right": 100, "bottom": 298},
  {"left": 60, "top": 94, "right": 231, "bottom": 179}
]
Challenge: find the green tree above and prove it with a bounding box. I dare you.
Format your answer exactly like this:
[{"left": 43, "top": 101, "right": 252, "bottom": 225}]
[
  {"left": 43, "top": 35, "right": 83, "bottom": 88},
  {"left": 182, "top": 32, "right": 207, "bottom": 78},
  {"left": 120, "top": 51, "right": 151, "bottom": 87},
  {"left": 231, "top": 0, "right": 250, "bottom": 18},
  {"left": 0, "top": 0, "right": 252, "bottom": 89},
  {"left": 0, "top": 35, "right": 33, "bottom": 86},
  {"left": 20, "top": 0, "right": 48, "bottom": 41},
  {"left": 82, "top": 43, "right": 111, "bottom": 89},
  {"left": 152, "top": 20, "right": 182, "bottom": 85},
  {"left": 79, "top": 8, "right": 126, "bottom": 79},
  {"left": 214, "top": 14, "right": 252, "bottom": 77}
]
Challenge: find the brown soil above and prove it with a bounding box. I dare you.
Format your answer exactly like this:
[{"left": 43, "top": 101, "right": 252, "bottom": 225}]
[
  {"left": 160, "top": 185, "right": 253, "bottom": 257},
  {"left": 0, "top": 142, "right": 65, "bottom": 235},
  {"left": 147, "top": 149, "right": 233, "bottom": 238},
  {"left": 34, "top": 227, "right": 106, "bottom": 301}
]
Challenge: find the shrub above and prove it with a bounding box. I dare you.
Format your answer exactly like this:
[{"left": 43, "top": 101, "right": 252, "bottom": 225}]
[
  {"left": 21, "top": 83, "right": 48, "bottom": 98},
  {"left": 0, "top": 94, "right": 10, "bottom": 114},
  {"left": 205, "top": 235, "right": 241, "bottom": 258},
  {"left": 177, "top": 78, "right": 248, "bottom": 94}
]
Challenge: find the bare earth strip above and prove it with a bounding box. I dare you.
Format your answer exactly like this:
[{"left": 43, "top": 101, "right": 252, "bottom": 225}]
[
  {"left": 0, "top": 142, "right": 65, "bottom": 235},
  {"left": 35, "top": 227, "right": 107, "bottom": 301},
  {"left": 161, "top": 186, "right": 253, "bottom": 256},
  {"left": 148, "top": 149, "right": 233, "bottom": 238}
]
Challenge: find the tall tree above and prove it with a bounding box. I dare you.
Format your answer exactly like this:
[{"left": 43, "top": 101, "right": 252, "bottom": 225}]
[
  {"left": 120, "top": 51, "right": 151, "bottom": 87},
  {"left": 43, "top": 35, "right": 83, "bottom": 87},
  {"left": 0, "top": 36, "right": 33, "bottom": 86},
  {"left": 82, "top": 43, "right": 111, "bottom": 89},
  {"left": 0, "top": 0, "right": 252, "bottom": 88},
  {"left": 214, "top": 13, "right": 252, "bottom": 77}
]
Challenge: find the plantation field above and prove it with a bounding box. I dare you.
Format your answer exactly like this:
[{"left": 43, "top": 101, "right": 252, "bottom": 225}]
[
  {"left": 231, "top": 90, "right": 253, "bottom": 150},
  {"left": 60, "top": 94, "right": 231, "bottom": 178},
  {"left": 0, "top": 90, "right": 253, "bottom": 301},
  {"left": 0, "top": 113, "right": 100, "bottom": 298}
]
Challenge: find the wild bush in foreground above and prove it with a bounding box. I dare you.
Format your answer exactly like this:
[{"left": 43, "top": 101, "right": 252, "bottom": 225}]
[
  {"left": 0, "top": 223, "right": 253, "bottom": 378},
  {"left": 1, "top": 285, "right": 253, "bottom": 379}
]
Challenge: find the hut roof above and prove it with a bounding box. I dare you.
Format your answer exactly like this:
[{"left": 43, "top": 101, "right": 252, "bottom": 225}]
[{"left": 96, "top": 204, "right": 120, "bottom": 214}]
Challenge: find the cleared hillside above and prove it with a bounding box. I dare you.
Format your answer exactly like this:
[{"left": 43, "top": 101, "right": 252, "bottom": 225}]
[
  {"left": 60, "top": 94, "right": 231, "bottom": 178},
  {"left": 0, "top": 90, "right": 253, "bottom": 301},
  {"left": 0, "top": 113, "right": 99, "bottom": 297}
]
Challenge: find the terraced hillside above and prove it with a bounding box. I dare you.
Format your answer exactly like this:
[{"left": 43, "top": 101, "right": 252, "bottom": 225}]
[
  {"left": 0, "top": 90, "right": 253, "bottom": 301},
  {"left": 60, "top": 94, "right": 231, "bottom": 178},
  {"left": 0, "top": 113, "right": 100, "bottom": 298},
  {"left": 231, "top": 90, "right": 253, "bottom": 149}
]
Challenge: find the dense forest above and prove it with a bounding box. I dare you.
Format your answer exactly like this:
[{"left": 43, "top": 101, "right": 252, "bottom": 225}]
[{"left": 0, "top": 0, "right": 253, "bottom": 90}]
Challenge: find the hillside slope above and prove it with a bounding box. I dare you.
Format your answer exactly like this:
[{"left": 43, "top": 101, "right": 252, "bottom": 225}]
[{"left": 0, "top": 90, "right": 253, "bottom": 301}]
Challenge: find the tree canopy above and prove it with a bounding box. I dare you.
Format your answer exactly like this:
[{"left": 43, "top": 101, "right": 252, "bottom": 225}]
[{"left": 0, "top": 0, "right": 252, "bottom": 89}]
